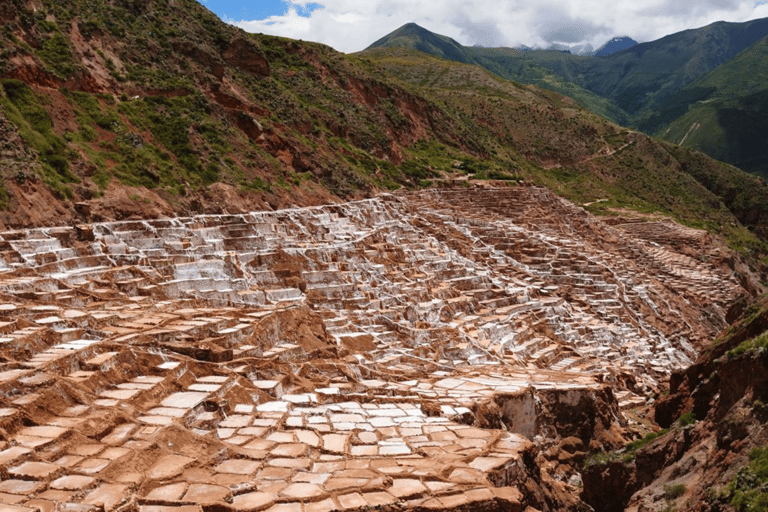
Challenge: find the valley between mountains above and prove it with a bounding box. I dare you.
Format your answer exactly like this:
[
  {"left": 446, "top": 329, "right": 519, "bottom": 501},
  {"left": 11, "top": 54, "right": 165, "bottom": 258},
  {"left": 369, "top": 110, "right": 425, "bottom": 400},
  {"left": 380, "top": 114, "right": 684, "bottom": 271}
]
[{"left": 1, "top": 0, "right": 768, "bottom": 511}]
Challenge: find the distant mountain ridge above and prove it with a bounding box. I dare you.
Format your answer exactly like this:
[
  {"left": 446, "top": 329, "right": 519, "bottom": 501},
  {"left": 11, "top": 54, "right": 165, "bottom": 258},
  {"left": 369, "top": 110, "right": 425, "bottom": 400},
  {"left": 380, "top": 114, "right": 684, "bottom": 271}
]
[
  {"left": 543, "top": 36, "right": 638, "bottom": 56},
  {"left": 544, "top": 42, "right": 594, "bottom": 55},
  {"left": 365, "top": 19, "right": 768, "bottom": 178}
]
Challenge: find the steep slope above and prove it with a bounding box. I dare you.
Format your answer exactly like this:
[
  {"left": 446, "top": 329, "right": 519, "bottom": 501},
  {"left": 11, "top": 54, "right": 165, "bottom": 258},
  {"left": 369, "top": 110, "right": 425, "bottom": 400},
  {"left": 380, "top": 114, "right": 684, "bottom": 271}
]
[
  {"left": 582, "top": 294, "right": 768, "bottom": 511},
  {"left": 653, "top": 34, "right": 768, "bottom": 179},
  {"left": 576, "top": 18, "right": 768, "bottom": 116},
  {"left": 366, "top": 24, "right": 629, "bottom": 124},
  {"left": 464, "top": 46, "right": 630, "bottom": 123},
  {"left": 0, "top": 0, "right": 504, "bottom": 226}
]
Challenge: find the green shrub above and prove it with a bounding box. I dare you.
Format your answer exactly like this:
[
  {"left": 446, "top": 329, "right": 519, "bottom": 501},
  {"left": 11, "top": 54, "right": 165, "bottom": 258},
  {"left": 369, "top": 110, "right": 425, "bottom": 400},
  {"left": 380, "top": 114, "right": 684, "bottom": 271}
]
[
  {"left": 664, "top": 483, "right": 686, "bottom": 501},
  {"left": 678, "top": 411, "right": 696, "bottom": 427},
  {"left": 728, "top": 446, "right": 768, "bottom": 511},
  {"left": 0, "top": 183, "right": 10, "bottom": 210},
  {"left": 70, "top": 91, "right": 120, "bottom": 131},
  {"left": 79, "top": 20, "right": 103, "bottom": 38},
  {"left": 458, "top": 158, "right": 489, "bottom": 174},
  {"left": 400, "top": 160, "right": 437, "bottom": 183},
  {"left": 38, "top": 33, "right": 76, "bottom": 78},
  {"left": 201, "top": 163, "right": 219, "bottom": 186},
  {"left": 1, "top": 79, "right": 78, "bottom": 191},
  {"left": 625, "top": 429, "right": 669, "bottom": 453},
  {"left": 475, "top": 169, "right": 521, "bottom": 181},
  {"left": 727, "top": 332, "right": 768, "bottom": 360},
  {"left": 583, "top": 450, "right": 619, "bottom": 467},
  {"left": 243, "top": 177, "right": 271, "bottom": 192},
  {"left": 2, "top": 79, "right": 53, "bottom": 133},
  {"left": 79, "top": 124, "right": 97, "bottom": 142},
  {"left": 751, "top": 447, "right": 768, "bottom": 480}
]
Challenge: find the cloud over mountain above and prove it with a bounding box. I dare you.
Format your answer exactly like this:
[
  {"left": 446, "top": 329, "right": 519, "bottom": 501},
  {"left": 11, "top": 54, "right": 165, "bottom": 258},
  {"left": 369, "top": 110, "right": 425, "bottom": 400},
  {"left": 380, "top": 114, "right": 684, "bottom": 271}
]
[{"left": 229, "top": 0, "right": 768, "bottom": 52}]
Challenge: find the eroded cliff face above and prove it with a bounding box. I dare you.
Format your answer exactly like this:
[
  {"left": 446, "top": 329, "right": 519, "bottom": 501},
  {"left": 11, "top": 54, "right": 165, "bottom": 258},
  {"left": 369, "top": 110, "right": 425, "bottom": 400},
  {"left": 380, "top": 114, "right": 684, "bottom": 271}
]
[
  {"left": 582, "top": 296, "right": 768, "bottom": 512},
  {"left": 484, "top": 386, "right": 630, "bottom": 510}
]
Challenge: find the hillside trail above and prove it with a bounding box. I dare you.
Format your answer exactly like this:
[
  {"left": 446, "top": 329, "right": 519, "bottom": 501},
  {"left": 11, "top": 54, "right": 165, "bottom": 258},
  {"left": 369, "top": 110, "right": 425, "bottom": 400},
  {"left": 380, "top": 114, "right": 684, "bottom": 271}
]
[{"left": 543, "top": 137, "right": 635, "bottom": 170}]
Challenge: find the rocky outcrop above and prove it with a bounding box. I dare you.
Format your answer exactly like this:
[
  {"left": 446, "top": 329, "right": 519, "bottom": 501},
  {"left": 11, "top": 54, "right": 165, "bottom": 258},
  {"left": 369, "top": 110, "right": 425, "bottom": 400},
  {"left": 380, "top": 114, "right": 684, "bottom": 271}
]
[
  {"left": 170, "top": 36, "right": 271, "bottom": 81},
  {"left": 582, "top": 294, "right": 768, "bottom": 512},
  {"left": 222, "top": 36, "right": 270, "bottom": 77},
  {"left": 655, "top": 295, "right": 768, "bottom": 428}
]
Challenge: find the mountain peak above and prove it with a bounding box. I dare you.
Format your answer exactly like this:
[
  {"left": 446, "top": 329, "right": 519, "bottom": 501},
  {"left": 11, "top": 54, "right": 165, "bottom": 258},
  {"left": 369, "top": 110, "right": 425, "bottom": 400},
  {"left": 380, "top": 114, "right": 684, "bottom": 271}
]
[
  {"left": 594, "top": 36, "right": 638, "bottom": 56},
  {"left": 365, "top": 22, "right": 476, "bottom": 64}
]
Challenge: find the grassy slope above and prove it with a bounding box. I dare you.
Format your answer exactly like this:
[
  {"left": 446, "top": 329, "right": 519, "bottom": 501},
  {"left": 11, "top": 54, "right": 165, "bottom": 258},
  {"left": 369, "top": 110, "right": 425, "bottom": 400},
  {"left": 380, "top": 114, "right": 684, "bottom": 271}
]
[
  {"left": 464, "top": 47, "right": 629, "bottom": 124},
  {"left": 0, "top": 0, "right": 517, "bottom": 206},
  {"left": 367, "top": 20, "right": 768, "bottom": 183}
]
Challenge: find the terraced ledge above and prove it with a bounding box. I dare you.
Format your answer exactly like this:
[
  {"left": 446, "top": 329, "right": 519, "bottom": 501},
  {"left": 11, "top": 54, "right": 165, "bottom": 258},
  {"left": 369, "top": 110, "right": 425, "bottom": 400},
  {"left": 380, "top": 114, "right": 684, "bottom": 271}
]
[{"left": 0, "top": 186, "right": 745, "bottom": 511}]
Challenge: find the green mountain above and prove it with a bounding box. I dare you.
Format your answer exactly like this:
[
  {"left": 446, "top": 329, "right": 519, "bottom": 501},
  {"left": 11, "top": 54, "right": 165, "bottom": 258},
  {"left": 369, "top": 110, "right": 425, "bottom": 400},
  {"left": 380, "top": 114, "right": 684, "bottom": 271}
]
[
  {"left": 369, "top": 19, "right": 768, "bottom": 121},
  {"left": 366, "top": 22, "right": 480, "bottom": 65},
  {"left": 569, "top": 18, "right": 768, "bottom": 116},
  {"left": 652, "top": 34, "right": 768, "bottom": 179},
  {"left": 366, "top": 25, "right": 629, "bottom": 124}
]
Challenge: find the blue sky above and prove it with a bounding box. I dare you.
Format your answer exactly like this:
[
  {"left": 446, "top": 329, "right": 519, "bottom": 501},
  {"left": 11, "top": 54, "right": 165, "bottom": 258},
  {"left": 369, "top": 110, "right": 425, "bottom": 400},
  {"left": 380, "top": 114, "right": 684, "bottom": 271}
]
[
  {"left": 201, "top": 0, "right": 768, "bottom": 53},
  {"left": 202, "top": 0, "right": 320, "bottom": 21}
]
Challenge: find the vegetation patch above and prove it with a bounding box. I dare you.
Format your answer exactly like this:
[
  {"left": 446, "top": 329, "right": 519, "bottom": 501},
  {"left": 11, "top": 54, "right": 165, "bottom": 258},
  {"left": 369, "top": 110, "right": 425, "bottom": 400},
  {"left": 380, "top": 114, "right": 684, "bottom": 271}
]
[
  {"left": 1, "top": 79, "right": 78, "bottom": 196},
  {"left": 584, "top": 429, "right": 670, "bottom": 467},
  {"left": 624, "top": 429, "right": 669, "bottom": 454},
  {"left": 677, "top": 411, "right": 696, "bottom": 427},
  {"left": 0, "top": 183, "right": 10, "bottom": 210},
  {"left": 664, "top": 483, "right": 687, "bottom": 501},
  {"left": 726, "top": 331, "right": 768, "bottom": 360},
  {"left": 725, "top": 446, "right": 768, "bottom": 511},
  {"left": 38, "top": 32, "right": 76, "bottom": 78},
  {"left": 69, "top": 91, "right": 120, "bottom": 131},
  {"left": 474, "top": 169, "right": 521, "bottom": 181}
]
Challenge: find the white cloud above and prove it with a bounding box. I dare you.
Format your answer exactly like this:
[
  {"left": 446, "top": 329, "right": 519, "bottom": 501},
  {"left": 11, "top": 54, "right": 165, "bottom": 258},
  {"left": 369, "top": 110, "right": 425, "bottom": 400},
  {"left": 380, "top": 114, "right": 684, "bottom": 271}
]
[{"left": 228, "top": 0, "right": 768, "bottom": 53}]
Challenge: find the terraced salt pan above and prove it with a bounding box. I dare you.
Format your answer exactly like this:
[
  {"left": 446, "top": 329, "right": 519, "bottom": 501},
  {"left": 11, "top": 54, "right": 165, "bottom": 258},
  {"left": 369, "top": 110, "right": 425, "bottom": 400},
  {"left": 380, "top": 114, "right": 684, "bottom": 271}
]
[{"left": 0, "top": 187, "right": 745, "bottom": 511}]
